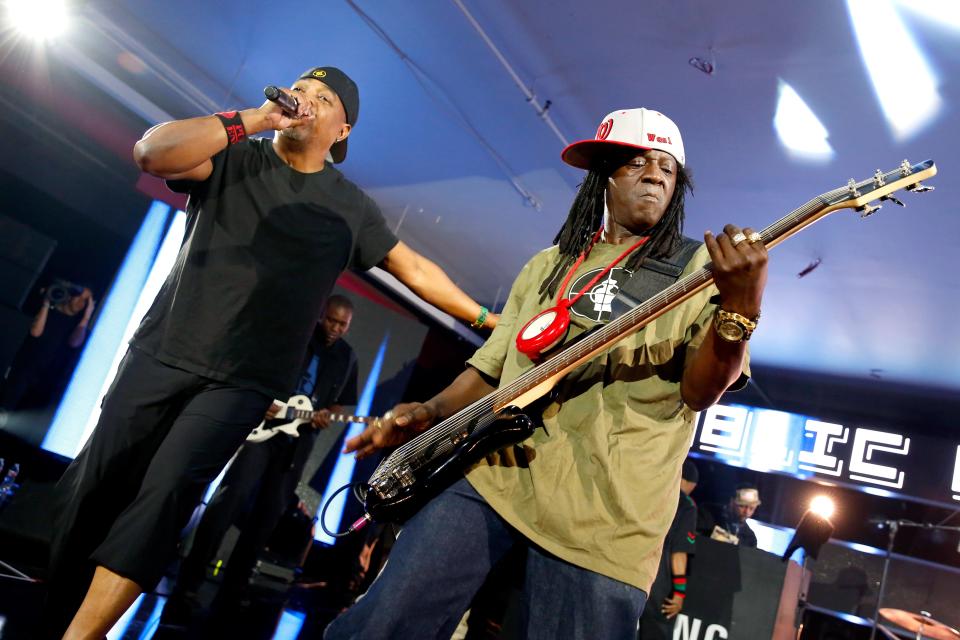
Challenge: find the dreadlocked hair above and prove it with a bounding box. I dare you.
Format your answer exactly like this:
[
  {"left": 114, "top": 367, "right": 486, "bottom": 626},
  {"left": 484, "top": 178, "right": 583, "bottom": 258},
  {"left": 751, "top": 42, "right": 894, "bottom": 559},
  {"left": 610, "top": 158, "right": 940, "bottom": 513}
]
[{"left": 537, "top": 160, "right": 693, "bottom": 301}]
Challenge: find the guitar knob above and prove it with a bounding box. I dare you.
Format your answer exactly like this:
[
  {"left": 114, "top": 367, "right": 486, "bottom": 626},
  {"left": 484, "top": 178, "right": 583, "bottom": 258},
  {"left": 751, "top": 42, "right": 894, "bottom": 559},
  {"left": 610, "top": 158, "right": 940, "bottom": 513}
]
[
  {"left": 857, "top": 203, "right": 882, "bottom": 218},
  {"left": 880, "top": 194, "right": 905, "bottom": 207},
  {"left": 906, "top": 182, "right": 934, "bottom": 193}
]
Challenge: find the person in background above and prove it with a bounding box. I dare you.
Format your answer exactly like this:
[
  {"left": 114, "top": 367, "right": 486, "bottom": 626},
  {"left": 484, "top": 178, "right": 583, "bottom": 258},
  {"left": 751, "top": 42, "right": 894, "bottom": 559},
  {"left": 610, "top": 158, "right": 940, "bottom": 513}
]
[
  {"left": 639, "top": 458, "right": 699, "bottom": 639},
  {"left": 166, "top": 295, "right": 360, "bottom": 615},
  {"left": 0, "top": 280, "right": 95, "bottom": 411},
  {"left": 698, "top": 483, "right": 760, "bottom": 548}
]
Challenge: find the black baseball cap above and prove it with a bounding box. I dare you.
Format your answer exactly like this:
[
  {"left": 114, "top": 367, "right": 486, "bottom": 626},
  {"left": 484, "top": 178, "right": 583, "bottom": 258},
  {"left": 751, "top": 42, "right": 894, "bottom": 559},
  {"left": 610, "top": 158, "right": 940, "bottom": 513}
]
[{"left": 298, "top": 66, "right": 359, "bottom": 163}]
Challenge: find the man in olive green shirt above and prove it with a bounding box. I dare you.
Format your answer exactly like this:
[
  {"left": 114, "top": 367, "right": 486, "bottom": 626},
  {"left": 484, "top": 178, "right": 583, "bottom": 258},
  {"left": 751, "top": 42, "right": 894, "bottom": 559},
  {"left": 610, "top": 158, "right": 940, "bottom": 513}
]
[{"left": 327, "top": 107, "right": 768, "bottom": 640}]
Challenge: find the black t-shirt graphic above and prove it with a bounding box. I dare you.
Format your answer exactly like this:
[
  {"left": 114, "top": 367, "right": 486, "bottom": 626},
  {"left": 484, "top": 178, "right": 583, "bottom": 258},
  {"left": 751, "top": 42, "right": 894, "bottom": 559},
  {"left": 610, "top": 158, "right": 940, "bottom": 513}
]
[
  {"left": 133, "top": 138, "right": 397, "bottom": 397},
  {"left": 565, "top": 266, "right": 631, "bottom": 323}
]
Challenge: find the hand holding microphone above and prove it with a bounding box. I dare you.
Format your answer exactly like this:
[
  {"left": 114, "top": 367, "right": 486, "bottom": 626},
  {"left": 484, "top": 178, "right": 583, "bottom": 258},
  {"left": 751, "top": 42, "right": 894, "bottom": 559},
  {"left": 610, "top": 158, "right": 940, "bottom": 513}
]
[
  {"left": 261, "top": 85, "right": 314, "bottom": 130},
  {"left": 264, "top": 85, "right": 299, "bottom": 115}
]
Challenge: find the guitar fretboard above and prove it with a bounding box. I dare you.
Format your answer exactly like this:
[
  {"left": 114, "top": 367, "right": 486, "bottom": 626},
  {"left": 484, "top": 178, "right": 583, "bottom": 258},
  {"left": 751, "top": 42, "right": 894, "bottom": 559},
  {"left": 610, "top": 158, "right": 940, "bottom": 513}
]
[{"left": 286, "top": 409, "right": 376, "bottom": 424}]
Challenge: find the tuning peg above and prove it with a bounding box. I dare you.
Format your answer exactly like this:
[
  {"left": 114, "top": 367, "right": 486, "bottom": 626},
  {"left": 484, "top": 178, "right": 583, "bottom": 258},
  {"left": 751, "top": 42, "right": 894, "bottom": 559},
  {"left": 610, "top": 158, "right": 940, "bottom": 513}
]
[
  {"left": 847, "top": 178, "right": 861, "bottom": 198},
  {"left": 905, "top": 182, "right": 934, "bottom": 193},
  {"left": 857, "top": 203, "right": 882, "bottom": 218},
  {"left": 880, "top": 194, "right": 905, "bottom": 207}
]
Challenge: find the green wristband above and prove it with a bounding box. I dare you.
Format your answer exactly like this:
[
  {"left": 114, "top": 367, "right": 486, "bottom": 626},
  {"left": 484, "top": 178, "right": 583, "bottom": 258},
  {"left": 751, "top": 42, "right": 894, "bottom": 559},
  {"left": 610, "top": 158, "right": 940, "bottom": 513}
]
[{"left": 471, "top": 306, "right": 489, "bottom": 329}]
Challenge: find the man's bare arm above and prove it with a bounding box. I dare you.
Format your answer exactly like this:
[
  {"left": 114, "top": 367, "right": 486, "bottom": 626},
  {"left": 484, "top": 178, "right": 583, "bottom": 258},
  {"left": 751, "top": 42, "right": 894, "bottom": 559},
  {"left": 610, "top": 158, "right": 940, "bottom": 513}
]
[
  {"left": 344, "top": 367, "right": 496, "bottom": 459},
  {"left": 380, "top": 241, "right": 498, "bottom": 330},
  {"left": 132, "top": 93, "right": 315, "bottom": 180}
]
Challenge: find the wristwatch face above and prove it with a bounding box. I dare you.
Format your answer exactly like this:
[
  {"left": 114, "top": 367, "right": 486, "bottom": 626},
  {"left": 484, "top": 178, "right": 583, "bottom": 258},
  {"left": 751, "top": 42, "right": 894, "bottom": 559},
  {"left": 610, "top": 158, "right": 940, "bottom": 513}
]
[{"left": 717, "top": 319, "right": 745, "bottom": 342}]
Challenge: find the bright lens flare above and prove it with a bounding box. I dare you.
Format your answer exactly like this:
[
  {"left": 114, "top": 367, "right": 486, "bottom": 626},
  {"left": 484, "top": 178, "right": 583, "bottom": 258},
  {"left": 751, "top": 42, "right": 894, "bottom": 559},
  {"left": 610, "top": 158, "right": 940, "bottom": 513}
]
[
  {"left": 810, "top": 495, "right": 835, "bottom": 520},
  {"left": 773, "top": 79, "right": 834, "bottom": 163},
  {"left": 897, "top": 0, "right": 960, "bottom": 31},
  {"left": 847, "top": 0, "right": 941, "bottom": 141},
  {"left": 5, "top": 0, "right": 69, "bottom": 41}
]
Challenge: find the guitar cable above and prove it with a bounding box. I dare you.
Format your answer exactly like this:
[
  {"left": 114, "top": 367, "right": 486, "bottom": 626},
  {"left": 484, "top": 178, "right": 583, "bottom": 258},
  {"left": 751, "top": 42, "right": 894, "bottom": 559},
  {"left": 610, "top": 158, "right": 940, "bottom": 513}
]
[{"left": 319, "top": 481, "right": 373, "bottom": 538}]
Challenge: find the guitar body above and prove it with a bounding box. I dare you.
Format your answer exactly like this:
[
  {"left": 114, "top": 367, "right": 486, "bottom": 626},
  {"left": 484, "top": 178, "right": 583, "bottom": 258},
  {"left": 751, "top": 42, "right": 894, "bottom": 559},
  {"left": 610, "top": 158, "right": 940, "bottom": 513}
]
[
  {"left": 247, "top": 395, "right": 373, "bottom": 444},
  {"left": 246, "top": 394, "right": 313, "bottom": 443},
  {"left": 364, "top": 406, "right": 537, "bottom": 523}
]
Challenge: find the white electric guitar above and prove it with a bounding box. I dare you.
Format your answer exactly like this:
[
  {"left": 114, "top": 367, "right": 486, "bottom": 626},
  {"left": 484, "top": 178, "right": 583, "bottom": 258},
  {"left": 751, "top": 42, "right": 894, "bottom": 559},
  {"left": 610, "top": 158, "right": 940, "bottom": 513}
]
[{"left": 246, "top": 394, "right": 377, "bottom": 443}]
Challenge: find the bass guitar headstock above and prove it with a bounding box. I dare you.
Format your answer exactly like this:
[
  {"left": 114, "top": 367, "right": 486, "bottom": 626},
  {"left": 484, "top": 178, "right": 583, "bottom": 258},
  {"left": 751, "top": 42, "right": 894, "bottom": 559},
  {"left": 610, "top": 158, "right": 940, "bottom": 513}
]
[{"left": 832, "top": 159, "right": 937, "bottom": 219}]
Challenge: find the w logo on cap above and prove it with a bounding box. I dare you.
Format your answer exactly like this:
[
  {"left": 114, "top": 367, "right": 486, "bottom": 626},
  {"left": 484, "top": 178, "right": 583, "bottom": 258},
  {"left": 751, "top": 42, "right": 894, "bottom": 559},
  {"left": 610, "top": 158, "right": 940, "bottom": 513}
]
[
  {"left": 595, "top": 119, "right": 614, "bottom": 140},
  {"left": 647, "top": 132, "right": 673, "bottom": 146}
]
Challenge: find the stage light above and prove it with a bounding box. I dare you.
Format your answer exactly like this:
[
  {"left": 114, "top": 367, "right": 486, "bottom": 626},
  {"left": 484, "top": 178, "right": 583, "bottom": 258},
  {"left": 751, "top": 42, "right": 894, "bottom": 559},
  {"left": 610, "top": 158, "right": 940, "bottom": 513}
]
[
  {"left": 773, "top": 79, "right": 834, "bottom": 162},
  {"left": 43, "top": 203, "right": 183, "bottom": 458},
  {"left": 273, "top": 609, "right": 307, "bottom": 640},
  {"left": 315, "top": 334, "right": 389, "bottom": 545},
  {"left": 748, "top": 408, "right": 796, "bottom": 472},
  {"left": 847, "top": 0, "right": 941, "bottom": 141},
  {"left": 5, "top": 0, "right": 69, "bottom": 41},
  {"left": 810, "top": 495, "right": 835, "bottom": 519},
  {"left": 897, "top": 0, "right": 960, "bottom": 31},
  {"left": 782, "top": 506, "right": 835, "bottom": 561}
]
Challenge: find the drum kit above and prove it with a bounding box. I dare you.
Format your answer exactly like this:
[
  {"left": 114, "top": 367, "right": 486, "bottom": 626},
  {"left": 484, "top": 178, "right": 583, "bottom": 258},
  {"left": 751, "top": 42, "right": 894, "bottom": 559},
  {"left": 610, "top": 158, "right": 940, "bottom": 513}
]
[
  {"left": 867, "top": 519, "right": 960, "bottom": 640},
  {"left": 877, "top": 609, "right": 960, "bottom": 640}
]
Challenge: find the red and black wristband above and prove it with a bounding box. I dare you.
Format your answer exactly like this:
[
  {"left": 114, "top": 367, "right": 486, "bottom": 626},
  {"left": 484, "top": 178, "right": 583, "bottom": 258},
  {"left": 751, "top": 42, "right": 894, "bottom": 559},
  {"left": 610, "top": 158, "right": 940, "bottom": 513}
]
[
  {"left": 672, "top": 575, "right": 687, "bottom": 599},
  {"left": 215, "top": 111, "right": 247, "bottom": 145}
]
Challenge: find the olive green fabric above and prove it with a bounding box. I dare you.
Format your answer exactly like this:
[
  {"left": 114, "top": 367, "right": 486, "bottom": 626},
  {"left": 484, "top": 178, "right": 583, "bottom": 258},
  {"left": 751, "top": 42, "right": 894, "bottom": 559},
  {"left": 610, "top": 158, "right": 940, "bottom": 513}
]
[{"left": 465, "top": 242, "right": 749, "bottom": 591}]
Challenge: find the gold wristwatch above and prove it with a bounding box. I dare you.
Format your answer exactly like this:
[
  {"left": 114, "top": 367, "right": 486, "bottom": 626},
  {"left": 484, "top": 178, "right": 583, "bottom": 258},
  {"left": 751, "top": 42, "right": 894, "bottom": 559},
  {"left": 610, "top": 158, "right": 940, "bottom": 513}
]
[{"left": 713, "top": 308, "right": 759, "bottom": 343}]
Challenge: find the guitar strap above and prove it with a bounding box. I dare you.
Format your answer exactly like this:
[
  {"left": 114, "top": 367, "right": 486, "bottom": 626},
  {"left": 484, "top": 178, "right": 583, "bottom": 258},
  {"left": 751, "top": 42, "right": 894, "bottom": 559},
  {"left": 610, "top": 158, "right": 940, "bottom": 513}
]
[{"left": 608, "top": 236, "right": 703, "bottom": 321}]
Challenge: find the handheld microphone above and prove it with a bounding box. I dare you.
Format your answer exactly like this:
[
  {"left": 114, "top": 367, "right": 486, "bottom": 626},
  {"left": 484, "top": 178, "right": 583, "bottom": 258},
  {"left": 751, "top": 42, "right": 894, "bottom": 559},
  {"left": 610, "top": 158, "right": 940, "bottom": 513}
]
[{"left": 264, "top": 85, "right": 298, "bottom": 115}]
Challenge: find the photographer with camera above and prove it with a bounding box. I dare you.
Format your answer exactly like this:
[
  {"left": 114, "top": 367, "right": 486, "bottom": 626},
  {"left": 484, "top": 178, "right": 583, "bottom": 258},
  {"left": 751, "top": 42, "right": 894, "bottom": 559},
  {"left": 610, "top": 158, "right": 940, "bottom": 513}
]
[
  {"left": 0, "top": 280, "right": 96, "bottom": 411},
  {"left": 33, "top": 280, "right": 96, "bottom": 347}
]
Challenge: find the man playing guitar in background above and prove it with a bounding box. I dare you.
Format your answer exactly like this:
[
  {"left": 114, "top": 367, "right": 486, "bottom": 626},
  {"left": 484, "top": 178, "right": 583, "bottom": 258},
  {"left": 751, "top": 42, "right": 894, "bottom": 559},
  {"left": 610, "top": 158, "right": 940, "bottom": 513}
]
[{"left": 165, "top": 295, "right": 360, "bottom": 617}]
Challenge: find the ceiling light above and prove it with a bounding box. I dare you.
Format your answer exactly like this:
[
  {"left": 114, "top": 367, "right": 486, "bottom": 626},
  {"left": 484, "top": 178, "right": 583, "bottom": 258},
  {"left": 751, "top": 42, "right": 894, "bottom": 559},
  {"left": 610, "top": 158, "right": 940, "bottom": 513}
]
[
  {"left": 896, "top": 0, "right": 960, "bottom": 31},
  {"left": 773, "top": 79, "right": 834, "bottom": 162},
  {"left": 810, "top": 495, "right": 836, "bottom": 519},
  {"left": 5, "top": 0, "right": 69, "bottom": 41},
  {"left": 847, "top": 0, "right": 941, "bottom": 141}
]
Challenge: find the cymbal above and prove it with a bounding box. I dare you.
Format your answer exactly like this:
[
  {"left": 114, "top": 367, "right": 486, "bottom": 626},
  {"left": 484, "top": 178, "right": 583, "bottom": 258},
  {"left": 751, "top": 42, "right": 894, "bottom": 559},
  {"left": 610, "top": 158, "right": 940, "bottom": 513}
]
[{"left": 879, "top": 609, "right": 960, "bottom": 640}]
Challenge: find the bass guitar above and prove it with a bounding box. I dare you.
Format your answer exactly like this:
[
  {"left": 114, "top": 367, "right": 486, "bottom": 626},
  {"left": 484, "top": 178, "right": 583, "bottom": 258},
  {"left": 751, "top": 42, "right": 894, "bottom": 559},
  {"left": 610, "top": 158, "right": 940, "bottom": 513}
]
[
  {"left": 247, "top": 394, "right": 376, "bottom": 443},
  {"left": 361, "top": 160, "right": 937, "bottom": 525}
]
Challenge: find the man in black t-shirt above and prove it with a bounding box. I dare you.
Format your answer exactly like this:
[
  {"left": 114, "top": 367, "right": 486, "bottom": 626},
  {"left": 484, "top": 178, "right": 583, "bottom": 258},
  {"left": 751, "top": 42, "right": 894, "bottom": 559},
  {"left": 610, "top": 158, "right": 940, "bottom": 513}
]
[
  {"left": 169, "top": 295, "right": 359, "bottom": 610},
  {"left": 639, "top": 459, "right": 699, "bottom": 639},
  {"left": 46, "top": 66, "right": 498, "bottom": 640}
]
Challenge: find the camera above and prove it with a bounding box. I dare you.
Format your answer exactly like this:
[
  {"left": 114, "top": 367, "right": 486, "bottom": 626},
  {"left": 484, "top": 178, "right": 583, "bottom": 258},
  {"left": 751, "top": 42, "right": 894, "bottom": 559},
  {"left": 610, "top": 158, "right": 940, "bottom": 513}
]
[{"left": 45, "top": 279, "right": 84, "bottom": 306}]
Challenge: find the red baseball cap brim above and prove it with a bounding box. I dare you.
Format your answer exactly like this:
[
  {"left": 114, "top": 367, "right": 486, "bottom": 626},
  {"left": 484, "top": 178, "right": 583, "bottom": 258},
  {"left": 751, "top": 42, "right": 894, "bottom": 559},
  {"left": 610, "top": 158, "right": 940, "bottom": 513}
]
[{"left": 561, "top": 139, "right": 656, "bottom": 171}]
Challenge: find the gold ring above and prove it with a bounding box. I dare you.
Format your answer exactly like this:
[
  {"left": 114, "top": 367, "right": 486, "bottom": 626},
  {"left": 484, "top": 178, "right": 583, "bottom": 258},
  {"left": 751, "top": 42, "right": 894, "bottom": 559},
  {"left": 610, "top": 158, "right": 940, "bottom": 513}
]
[
  {"left": 731, "top": 232, "right": 747, "bottom": 245},
  {"left": 374, "top": 418, "right": 383, "bottom": 431},
  {"left": 747, "top": 232, "right": 762, "bottom": 244}
]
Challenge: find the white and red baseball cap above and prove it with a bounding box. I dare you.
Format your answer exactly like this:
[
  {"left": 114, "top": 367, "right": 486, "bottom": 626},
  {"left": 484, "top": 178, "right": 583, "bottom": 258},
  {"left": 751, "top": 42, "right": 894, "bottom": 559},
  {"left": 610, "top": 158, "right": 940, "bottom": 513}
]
[{"left": 561, "top": 108, "right": 686, "bottom": 169}]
